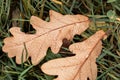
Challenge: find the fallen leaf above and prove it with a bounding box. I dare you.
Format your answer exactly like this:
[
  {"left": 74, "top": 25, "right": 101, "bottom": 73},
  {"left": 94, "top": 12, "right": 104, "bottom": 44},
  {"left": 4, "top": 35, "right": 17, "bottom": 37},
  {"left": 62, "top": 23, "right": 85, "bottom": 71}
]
[
  {"left": 41, "top": 30, "right": 106, "bottom": 80},
  {"left": 2, "top": 10, "right": 89, "bottom": 65}
]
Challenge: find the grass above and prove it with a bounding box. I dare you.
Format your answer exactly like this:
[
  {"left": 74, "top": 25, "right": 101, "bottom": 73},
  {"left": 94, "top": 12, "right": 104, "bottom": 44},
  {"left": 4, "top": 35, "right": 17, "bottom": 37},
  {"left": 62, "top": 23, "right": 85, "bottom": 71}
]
[{"left": 0, "top": 0, "right": 120, "bottom": 80}]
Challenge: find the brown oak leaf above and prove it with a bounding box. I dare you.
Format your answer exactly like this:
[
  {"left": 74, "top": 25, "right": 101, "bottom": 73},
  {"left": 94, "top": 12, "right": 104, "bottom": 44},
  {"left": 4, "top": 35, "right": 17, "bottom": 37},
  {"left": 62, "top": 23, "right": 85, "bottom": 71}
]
[
  {"left": 41, "top": 30, "right": 106, "bottom": 80},
  {"left": 2, "top": 10, "right": 89, "bottom": 65}
]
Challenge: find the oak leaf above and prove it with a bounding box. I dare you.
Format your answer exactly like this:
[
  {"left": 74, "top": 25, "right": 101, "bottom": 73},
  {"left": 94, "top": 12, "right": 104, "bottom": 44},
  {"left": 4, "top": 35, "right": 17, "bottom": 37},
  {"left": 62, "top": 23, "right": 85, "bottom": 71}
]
[
  {"left": 2, "top": 10, "right": 89, "bottom": 65},
  {"left": 41, "top": 30, "right": 106, "bottom": 80}
]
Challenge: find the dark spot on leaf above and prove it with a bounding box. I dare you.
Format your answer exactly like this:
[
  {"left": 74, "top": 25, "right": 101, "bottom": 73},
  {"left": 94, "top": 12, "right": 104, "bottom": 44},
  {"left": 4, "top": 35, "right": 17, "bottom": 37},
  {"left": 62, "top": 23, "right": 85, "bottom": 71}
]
[{"left": 87, "top": 77, "right": 90, "bottom": 80}]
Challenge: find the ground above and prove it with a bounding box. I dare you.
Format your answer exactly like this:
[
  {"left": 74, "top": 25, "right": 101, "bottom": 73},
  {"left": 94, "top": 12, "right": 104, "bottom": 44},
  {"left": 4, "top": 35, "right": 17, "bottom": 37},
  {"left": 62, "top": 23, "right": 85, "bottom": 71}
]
[{"left": 0, "top": 0, "right": 120, "bottom": 80}]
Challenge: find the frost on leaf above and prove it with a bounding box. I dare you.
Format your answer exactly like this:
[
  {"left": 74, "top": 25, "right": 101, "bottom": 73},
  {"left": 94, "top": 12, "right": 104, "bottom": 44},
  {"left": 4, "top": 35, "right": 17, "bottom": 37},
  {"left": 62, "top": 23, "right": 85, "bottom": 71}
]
[
  {"left": 2, "top": 10, "right": 89, "bottom": 65},
  {"left": 41, "top": 30, "right": 106, "bottom": 80}
]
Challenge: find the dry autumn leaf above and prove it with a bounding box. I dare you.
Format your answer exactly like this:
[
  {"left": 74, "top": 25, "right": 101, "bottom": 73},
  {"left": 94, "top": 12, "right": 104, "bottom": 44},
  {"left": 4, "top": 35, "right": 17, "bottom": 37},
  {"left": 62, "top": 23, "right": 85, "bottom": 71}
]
[
  {"left": 2, "top": 10, "right": 89, "bottom": 65},
  {"left": 41, "top": 30, "right": 106, "bottom": 80}
]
